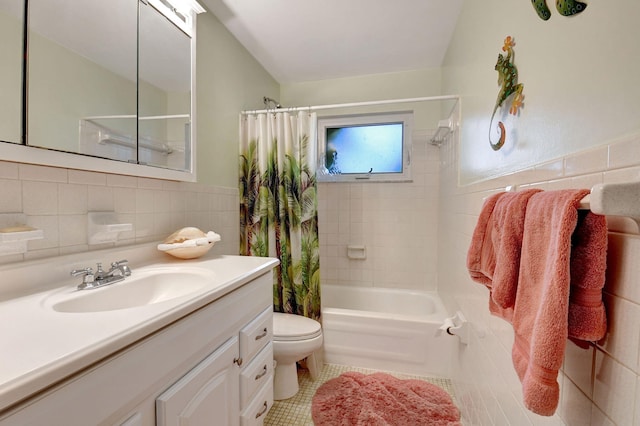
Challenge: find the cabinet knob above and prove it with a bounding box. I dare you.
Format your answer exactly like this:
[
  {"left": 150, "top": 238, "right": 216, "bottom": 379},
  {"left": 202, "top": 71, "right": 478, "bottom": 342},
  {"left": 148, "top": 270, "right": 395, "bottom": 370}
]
[{"left": 233, "top": 357, "right": 243, "bottom": 366}]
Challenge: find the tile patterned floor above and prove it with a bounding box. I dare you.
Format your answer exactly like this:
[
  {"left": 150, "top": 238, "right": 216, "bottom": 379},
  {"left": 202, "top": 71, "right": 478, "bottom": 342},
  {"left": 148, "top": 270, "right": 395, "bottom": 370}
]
[{"left": 264, "top": 363, "right": 455, "bottom": 426}]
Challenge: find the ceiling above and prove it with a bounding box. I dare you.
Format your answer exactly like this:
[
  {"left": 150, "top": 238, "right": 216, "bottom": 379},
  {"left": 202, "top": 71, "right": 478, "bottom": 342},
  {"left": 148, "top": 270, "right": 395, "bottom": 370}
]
[{"left": 202, "top": 0, "right": 464, "bottom": 84}]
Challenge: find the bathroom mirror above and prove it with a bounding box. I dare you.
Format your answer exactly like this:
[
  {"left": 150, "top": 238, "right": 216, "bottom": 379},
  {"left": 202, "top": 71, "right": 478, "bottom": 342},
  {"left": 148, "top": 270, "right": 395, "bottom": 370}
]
[
  {"left": 27, "top": 0, "right": 138, "bottom": 162},
  {"left": 138, "top": 0, "right": 192, "bottom": 171},
  {"left": 0, "top": 0, "right": 201, "bottom": 180},
  {"left": 0, "top": 0, "right": 24, "bottom": 145}
]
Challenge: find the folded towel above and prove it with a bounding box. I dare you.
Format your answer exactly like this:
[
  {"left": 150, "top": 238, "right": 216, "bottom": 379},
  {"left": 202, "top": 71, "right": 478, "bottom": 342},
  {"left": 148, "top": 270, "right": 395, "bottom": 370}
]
[
  {"left": 568, "top": 210, "right": 608, "bottom": 341},
  {"left": 511, "top": 189, "right": 590, "bottom": 416},
  {"left": 467, "top": 189, "right": 542, "bottom": 311},
  {"left": 466, "top": 191, "right": 504, "bottom": 288}
]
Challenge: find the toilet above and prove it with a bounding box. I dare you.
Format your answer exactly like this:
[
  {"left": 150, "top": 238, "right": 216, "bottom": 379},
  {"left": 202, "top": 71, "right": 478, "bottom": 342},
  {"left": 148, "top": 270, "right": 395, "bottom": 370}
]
[{"left": 272, "top": 312, "right": 323, "bottom": 400}]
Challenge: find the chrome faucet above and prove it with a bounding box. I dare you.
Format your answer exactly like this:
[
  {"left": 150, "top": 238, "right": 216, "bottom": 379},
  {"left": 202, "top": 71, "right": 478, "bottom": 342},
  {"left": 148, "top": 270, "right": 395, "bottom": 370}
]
[{"left": 71, "top": 259, "right": 131, "bottom": 290}]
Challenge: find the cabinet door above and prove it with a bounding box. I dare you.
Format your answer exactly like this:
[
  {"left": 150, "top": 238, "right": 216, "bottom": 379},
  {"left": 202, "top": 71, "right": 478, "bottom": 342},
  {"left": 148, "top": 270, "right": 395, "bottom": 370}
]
[
  {"left": 0, "top": 0, "right": 23, "bottom": 144},
  {"left": 120, "top": 412, "right": 143, "bottom": 426},
  {"left": 156, "top": 336, "right": 240, "bottom": 426}
]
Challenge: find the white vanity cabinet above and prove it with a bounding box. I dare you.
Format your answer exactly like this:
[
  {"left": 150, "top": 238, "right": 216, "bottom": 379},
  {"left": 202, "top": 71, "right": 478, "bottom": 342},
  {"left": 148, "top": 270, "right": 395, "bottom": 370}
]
[
  {"left": 237, "top": 308, "right": 275, "bottom": 425},
  {"left": 0, "top": 271, "right": 274, "bottom": 426},
  {"left": 156, "top": 337, "right": 240, "bottom": 426},
  {"left": 156, "top": 307, "right": 275, "bottom": 426}
]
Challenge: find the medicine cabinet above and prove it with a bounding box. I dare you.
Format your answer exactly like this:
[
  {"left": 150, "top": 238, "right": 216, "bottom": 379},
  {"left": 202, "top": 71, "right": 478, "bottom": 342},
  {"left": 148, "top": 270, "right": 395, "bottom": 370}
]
[{"left": 0, "top": 0, "right": 204, "bottom": 181}]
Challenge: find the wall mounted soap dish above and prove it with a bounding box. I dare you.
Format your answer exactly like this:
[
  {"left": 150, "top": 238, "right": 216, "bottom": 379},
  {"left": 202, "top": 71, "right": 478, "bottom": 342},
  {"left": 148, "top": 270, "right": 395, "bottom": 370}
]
[
  {"left": 0, "top": 213, "right": 44, "bottom": 256},
  {"left": 88, "top": 212, "right": 133, "bottom": 245}
]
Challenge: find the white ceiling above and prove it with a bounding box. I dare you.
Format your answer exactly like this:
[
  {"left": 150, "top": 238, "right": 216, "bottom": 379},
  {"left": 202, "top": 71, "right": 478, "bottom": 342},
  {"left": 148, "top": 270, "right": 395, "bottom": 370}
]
[{"left": 202, "top": 0, "right": 464, "bottom": 84}]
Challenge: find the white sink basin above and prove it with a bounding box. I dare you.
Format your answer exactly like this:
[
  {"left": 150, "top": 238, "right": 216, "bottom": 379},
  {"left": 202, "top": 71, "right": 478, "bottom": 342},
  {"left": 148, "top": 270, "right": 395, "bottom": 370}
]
[{"left": 51, "top": 267, "right": 217, "bottom": 313}]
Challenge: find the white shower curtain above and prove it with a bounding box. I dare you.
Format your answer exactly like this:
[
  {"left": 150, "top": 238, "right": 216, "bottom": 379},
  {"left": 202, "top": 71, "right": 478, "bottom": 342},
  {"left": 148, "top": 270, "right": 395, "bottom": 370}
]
[{"left": 239, "top": 111, "right": 321, "bottom": 320}]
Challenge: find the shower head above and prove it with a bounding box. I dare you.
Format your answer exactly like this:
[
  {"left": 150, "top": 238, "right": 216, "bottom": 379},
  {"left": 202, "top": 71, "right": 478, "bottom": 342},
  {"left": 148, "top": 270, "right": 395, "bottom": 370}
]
[{"left": 263, "top": 96, "right": 281, "bottom": 109}]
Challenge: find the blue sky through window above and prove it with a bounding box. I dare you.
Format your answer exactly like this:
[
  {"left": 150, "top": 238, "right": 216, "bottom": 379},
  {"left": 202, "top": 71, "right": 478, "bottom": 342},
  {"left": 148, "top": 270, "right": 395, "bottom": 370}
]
[{"left": 325, "top": 123, "right": 403, "bottom": 174}]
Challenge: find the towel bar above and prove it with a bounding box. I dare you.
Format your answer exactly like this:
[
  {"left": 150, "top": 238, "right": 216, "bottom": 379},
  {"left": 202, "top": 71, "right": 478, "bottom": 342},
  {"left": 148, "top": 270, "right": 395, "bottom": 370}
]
[
  {"left": 502, "top": 182, "right": 640, "bottom": 229},
  {"left": 588, "top": 182, "right": 640, "bottom": 222}
]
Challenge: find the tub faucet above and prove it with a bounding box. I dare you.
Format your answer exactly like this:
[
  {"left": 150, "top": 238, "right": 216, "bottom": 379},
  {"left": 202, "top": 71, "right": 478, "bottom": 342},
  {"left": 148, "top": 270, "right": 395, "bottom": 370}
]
[{"left": 71, "top": 259, "right": 131, "bottom": 290}]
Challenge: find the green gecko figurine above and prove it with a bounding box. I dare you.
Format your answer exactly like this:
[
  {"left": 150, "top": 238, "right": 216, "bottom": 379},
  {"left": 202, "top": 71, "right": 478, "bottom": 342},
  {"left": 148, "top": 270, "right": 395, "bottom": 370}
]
[
  {"left": 531, "top": 0, "right": 587, "bottom": 20},
  {"left": 489, "top": 36, "right": 524, "bottom": 151}
]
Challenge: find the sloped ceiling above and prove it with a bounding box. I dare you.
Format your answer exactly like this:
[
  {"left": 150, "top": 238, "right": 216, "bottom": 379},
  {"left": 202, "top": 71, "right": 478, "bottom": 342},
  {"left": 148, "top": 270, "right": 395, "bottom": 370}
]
[{"left": 202, "top": 0, "right": 463, "bottom": 84}]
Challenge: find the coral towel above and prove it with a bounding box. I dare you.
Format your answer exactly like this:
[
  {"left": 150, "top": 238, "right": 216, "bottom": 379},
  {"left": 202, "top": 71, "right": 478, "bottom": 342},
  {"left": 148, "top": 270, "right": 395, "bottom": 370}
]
[
  {"left": 466, "top": 189, "right": 542, "bottom": 319},
  {"left": 568, "top": 210, "right": 608, "bottom": 341},
  {"left": 467, "top": 188, "right": 607, "bottom": 416}
]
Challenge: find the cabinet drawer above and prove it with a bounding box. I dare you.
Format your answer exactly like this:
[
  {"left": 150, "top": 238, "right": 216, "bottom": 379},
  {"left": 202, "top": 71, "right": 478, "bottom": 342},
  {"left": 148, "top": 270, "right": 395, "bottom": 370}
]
[
  {"left": 239, "top": 307, "right": 272, "bottom": 364},
  {"left": 240, "top": 375, "right": 273, "bottom": 426},
  {"left": 240, "top": 342, "right": 273, "bottom": 409}
]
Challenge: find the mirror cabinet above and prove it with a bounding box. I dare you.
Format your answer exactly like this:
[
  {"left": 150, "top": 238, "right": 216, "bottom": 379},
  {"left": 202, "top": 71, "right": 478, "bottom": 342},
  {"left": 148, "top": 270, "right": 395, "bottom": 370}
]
[
  {"left": 0, "top": 0, "right": 203, "bottom": 180},
  {"left": 0, "top": 0, "right": 23, "bottom": 145}
]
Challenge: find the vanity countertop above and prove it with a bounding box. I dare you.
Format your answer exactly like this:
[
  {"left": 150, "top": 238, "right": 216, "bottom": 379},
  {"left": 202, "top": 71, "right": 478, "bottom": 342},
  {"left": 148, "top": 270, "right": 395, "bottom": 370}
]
[{"left": 0, "top": 252, "right": 278, "bottom": 413}]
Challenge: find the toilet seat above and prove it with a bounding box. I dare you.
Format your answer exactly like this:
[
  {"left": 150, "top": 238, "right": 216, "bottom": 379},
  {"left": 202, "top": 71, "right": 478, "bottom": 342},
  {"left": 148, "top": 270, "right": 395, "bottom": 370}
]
[{"left": 273, "top": 312, "right": 322, "bottom": 341}]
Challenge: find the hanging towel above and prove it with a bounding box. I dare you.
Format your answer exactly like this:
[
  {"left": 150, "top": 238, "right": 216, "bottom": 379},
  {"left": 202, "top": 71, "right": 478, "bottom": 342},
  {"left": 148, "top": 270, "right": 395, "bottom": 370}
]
[
  {"left": 466, "top": 191, "right": 504, "bottom": 288},
  {"left": 568, "top": 210, "right": 608, "bottom": 341},
  {"left": 511, "top": 188, "right": 603, "bottom": 416},
  {"left": 467, "top": 188, "right": 608, "bottom": 416},
  {"left": 466, "top": 189, "right": 542, "bottom": 316}
]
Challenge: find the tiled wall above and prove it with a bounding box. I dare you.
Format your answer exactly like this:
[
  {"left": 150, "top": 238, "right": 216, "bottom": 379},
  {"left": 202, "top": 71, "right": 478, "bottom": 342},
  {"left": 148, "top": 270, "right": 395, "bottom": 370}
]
[
  {"left": 0, "top": 160, "right": 239, "bottom": 265},
  {"left": 317, "top": 132, "right": 440, "bottom": 292},
  {"left": 438, "top": 132, "right": 640, "bottom": 425}
]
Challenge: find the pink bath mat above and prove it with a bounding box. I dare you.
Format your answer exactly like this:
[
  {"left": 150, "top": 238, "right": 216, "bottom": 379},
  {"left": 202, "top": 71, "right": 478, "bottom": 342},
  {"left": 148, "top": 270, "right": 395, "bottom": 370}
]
[{"left": 311, "top": 372, "right": 461, "bottom": 426}]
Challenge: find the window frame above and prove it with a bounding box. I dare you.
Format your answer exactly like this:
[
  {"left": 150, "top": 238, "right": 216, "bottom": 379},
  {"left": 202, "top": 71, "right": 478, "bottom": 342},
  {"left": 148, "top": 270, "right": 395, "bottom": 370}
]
[{"left": 317, "top": 111, "right": 413, "bottom": 183}]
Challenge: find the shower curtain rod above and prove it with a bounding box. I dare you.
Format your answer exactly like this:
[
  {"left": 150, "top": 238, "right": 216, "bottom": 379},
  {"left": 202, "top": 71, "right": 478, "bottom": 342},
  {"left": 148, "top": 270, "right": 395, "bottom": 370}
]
[{"left": 240, "top": 94, "right": 459, "bottom": 115}]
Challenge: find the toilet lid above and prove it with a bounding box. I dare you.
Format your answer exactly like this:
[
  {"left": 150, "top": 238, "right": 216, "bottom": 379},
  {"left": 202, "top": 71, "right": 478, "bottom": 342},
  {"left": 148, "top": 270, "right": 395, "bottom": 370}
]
[{"left": 273, "top": 312, "right": 322, "bottom": 341}]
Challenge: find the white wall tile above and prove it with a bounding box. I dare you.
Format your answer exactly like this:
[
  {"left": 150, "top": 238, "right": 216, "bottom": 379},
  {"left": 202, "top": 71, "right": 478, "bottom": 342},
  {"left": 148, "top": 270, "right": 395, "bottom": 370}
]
[
  {"left": 58, "top": 184, "right": 87, "bottom": 215},
  {"left": 27, "top": 215, "right": 59, "bottom": 250},
  {"left": 114, "top": 187, "right": 137, "bottom": 214},
  {"left": 106, "top": 174, "right": 137, "bottom": 188},
  {"left": 590, "top": 405, "right": 615, "bottom": 426},
  {"left": 564, "top": 146, "right": 608, "bottom": 177},
  {"left": 0, "top": 161, "right": 19, "bottom": 179},
  {"left": 593, "top": 350, "right": 636, "bottom": 426},
  {"left": 608, "top": 136, "right": 640, "bottom": 170},
  {"left": 22, "top": 181, "right": 58, "bottom": 215},
  {"left": 0, "top": 179, "right": 22, "bottom": 213},
  {"left": 605, "top": 233, "right": 640, "bottom": 304},
  {"left": 603, "top": 165, "right": 640, "bottom": 184},
  {"left": 135, "top": 188, "right": 155, "bottom": 214},
  {"left": 0, "top": 161, "right": 237, "bottom": 263},
  {"left": 19, "top": 164, "right": 67, "bottom": 183},
  {"left": 68, "top": 170, "right": 106, "bottom": 186},
  {"left": 87, "top": 186, "right": 114, "bottom": 212},
  {"left": 58, "top": 215, "right": 87, "bottom": 247},
  {"left": 559, "top": 372, "right": 592, "bottom": 425},
  {"left": 137, "top": 177, "right": 163, "bottom": 189},
  {"left": 563, "top": 340, "right": 594, "bottom": 398},
  {"left": 598, "top": 293, "right": 640, "bottom": 372},
  {"left": 440, "top": 131, "right": 640, "bottom": 424},
  {"left": 318, "top": 149, "right": 440, "bottom": 292}
]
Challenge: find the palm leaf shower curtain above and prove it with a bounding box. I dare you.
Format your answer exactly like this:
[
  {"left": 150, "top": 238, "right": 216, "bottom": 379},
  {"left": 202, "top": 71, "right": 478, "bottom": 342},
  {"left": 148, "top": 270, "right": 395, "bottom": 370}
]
[{"left": 239, "top": 111, "right": 321, "bottom": 320}]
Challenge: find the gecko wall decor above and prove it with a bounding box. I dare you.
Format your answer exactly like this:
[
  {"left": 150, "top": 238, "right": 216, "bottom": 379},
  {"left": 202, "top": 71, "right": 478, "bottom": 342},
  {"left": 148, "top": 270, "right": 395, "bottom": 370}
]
[
  {"left": 489, "top": 36, "right": 524, "bottom": 151},
  {"left": 531, "top": 0, "right": 587, "bottom": 20}
]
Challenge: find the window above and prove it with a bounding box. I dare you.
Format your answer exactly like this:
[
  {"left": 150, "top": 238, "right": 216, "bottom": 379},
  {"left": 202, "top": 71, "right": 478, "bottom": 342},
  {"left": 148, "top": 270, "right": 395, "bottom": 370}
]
[{"left": 317, "top": 112, "right": 413, "bottom": 182}]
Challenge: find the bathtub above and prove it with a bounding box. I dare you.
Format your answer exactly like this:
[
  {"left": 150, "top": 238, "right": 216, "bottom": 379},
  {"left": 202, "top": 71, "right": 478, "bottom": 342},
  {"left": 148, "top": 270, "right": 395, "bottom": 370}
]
[{"left": 321, "top": 285, "right": 456, "bottom": 377}]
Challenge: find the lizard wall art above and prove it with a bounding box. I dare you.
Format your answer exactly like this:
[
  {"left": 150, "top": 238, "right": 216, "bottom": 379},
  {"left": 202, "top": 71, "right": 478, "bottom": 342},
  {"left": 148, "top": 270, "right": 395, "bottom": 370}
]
[
  {"left": 531, "top": 0, "right": 587, "bottom": 20},
  {"left": 489, "top": 36, "right": 524, "bottom": 151}
]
